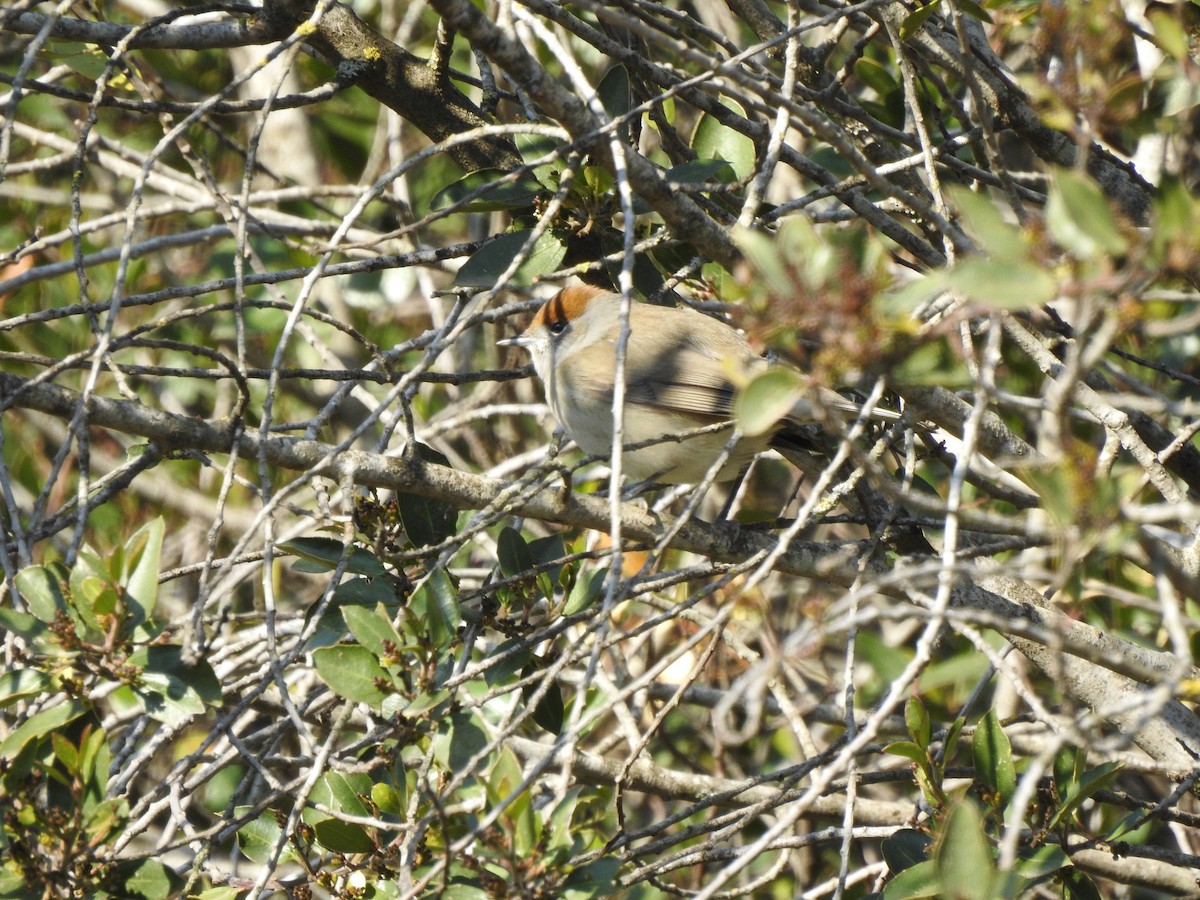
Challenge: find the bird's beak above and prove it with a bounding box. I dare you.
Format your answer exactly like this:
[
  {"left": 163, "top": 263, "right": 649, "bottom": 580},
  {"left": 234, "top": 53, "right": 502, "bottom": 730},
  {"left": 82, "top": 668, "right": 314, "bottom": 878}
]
[{"left": 496, "top": 335, "right": 531, "bottom": 349}]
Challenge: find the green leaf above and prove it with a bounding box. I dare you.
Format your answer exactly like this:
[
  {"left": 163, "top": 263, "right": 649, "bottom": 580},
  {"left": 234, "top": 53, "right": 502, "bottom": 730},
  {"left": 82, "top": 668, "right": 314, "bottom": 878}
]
[
  {"left": 562, "top": 857, "right": 620, "bottom": 899},
  {"left": 882, "top": 858, "right": 940, "bottom": 899},
  {"left": 936, "top": 800, "right": 994, "bottom": 900},
  {"left": 1015, "top": 843, "right": 1070, "bottom": 879},
  {"left": 455, "top": 229, "right": 567, "bottom": 288},
  {"left": 14, "top": 565, "right": 67, "bottom": 624},
  {"left": 883, "top": 740, "right": 928, "bottom": 766},
  {"left": 498, "top": 526, "right": 535, "bottom": 578},
  {"left": 393, "top": 444, "right": 453, "bottom": 549},
  {"left": 396, "top": 482, "right": 458, "bottom": 548},
  {"left": 1047, "top": 761, "right": 1123, "bottom": 831},
  {"left": 409, "top": 567, "right": 460, "bottom": 648},
  {"left": 281, "top": 536, "right": 386, "bottom": 576},
  {"left": 945, "top": 257, "right": 1057, "bottom": 310},
  {"left": 563, "top": 566, "right": 606, "bottom": 616},
  {"left": 545, "top": 787, "right": 584, "bottom": 857},
  {"left": 905, "top": 695, "right": 931, "bottom": 748},
  {"left": 516, "top": 132, "right": 567, "bottom": 168},
  {"left": 432, "top": 710, "right": 489, "bottom": 772},
  {"left": 236, "top": 808, "right": 297, "bottom": 865},
  {"left": 972, "top": 709, "right": 1016, "bottom": 804},
  {"left": 0, "top": 699, "right": 86, "bottom": 761},
  {"left": 854, "top": 57, "right": 899, "bottom": 98},
  {"left": 957, "top": 0, "right": 992, "bottom": 23},
  {"left": 735, "top": 367, "right": 805, "bottom": 437},
  {"left": 664, "top": 159, "right": 737, "bottom": 185},
  {"left": 313, "top": 644, "right": 390, "bottom": 709},
  {"left": 691, "top": 99, "right": 756, "bottom": 180},
  {"left": 430, "top": 168, "right": 544, "bottom": 213},
  {"left": 1060, "top": 868, "right": 1104, "bottom": 900},
  {"left": 122, "top": 517, "right": 163, "bottom": 639},
  {"left": 190, "top": 889, "right": 244, "bottom": 900},
  {"left": 372, "top": 781, "right": 402, "bottom": 815},
  {"left": 882, "top": 829, "right": 932, "bottom": 874},
  {"left": 0, "top": 668, "right": 54, "bottom": 709},
  {"left": 900, "top": 0, "right": 943, "bottom": 41},
  {"left": 125, "top": 645, "right": 221, "bottom": 726},
  {"left": 947, "top": 185, "right": 1025, "bottom": 262},
  {"left": 1149, "top": 8, "right": 1190, "bottom": 60},
  {"left": 313, "top": 818, "right": 376, "bottom": 854},
  {"left": 1046, "top": 169, "right": 1129, "bottom": 258},
  {"left": 733, "top": 226, "right": 795, "bottom": 298},
  {"left": 524, "top": 669, "right": 565, "bottom": 735},
  {"left": 342, "top": 604, "right": 404, "bottom": 660},
  {"left": 597, "top": 64, "right": 632, "bottom": 120},
  {"left": 0, "top": 606, "right": 48, "bottom": 643},
  {"left": 311, "top": 770, "right": 372, "bottom": 818},
  {"left": 106, "top": 857, "right": 181, "bottom": 900}
]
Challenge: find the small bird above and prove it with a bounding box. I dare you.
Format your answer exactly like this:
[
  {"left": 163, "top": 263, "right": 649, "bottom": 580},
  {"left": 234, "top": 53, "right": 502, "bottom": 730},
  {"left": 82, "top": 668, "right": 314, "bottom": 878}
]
[{"left": 498, "top": 284, "right": 896, "bottom": 484}]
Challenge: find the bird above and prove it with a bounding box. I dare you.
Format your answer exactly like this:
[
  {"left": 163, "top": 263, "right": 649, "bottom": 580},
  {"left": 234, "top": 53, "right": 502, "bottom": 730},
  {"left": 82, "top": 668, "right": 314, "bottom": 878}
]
[{"left": 498, "top": 284, "right": 898, "bottom": 484}]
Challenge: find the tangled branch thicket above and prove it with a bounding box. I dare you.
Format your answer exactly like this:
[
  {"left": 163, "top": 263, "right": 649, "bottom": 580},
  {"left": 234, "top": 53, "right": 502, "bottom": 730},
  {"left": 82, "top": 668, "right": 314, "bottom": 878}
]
[{"left": 2, "top": 0, "right": 1200, "bottom": 897}]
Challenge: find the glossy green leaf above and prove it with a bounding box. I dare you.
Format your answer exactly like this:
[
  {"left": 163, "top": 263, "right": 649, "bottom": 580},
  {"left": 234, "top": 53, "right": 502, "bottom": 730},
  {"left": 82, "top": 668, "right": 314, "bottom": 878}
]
[
  {"left": 409, "top": 567, "right": 460, "bottom": 648},
  {"left": 498, "top": 526, "right": 535, "bottom": 578},
  {"left": 124, "top": 645, "right": 221, "bottom": 726},
  {"left": 1015, "top": 843, "right": 1071, "bottom": 879},
  {"left": 313, "top": 644, "right": 390, "bottom": 709},
  {"left": 1047, "top": 761, "right": 1123, "bottom": 831},
  {"left": 972, "top": 709, "right": 1016, "bottom": 804},
  {"left": 900, "top": 0, "right": 943, "bottom": 41},
  {"left": 936, "top": 801, "right": 994, "bottom": 900},
  {"left": 455, "top": 229, "right": 567, "bottom": 288},
  {"left": 692, "top": 99, "right": 755, "bottom": 179},
  {"left": 342, "top": 604, "right": 403, "bottom": 660},
  {"left": 372, "top": 781, "right": 402, "bottom": 815},
  {"left": 905, "top": 695, "right": 931, "bottom": 748},
  {"left": 664, "top": 158, "right": 737, "bottom": 185},
  {"left": 882, "top": 858, "right": 940, "bottom": 899},
  {"left": 883, "top": 740, "right": 928, "bottom": 766},
  {"left": 433, "top": 710, "right": 489, "bottom": 772},
  {"left": 545, "top": 787, "right": 584, "bottom": 857},
  {"left": 736, "top": 367, "right": 805, "bottom": 437},
  {"left": 597, "top": 63, "right": 632, "bottom": 120},
  {"left": 854, "top": 57, "right": 899, "bottom": 97},
  {"left": 281, "top": 536, "right": 386, "bottom": 576},
  {"left": 312, "top": 770, "right": 372, "bottom": 818},
  {"left": 397, "top": 491, "right": 458, "bottom": 549},
  {"left": 13, "top": 565, "right": 67, "bottom": 624},
  {"left": 107, "top": 857, "right": 180, "bottom": 900},
  {"left": 525, "top": 670, "right": 565, "bottom": 735},
  {"left": 0, "top": 699, "right": 86, "bottom": 761},
  {"left": 122, "top": 517, "right": 163, "bottom": 639},
  {"left": 882, "top": 829, "right": 932, "bottom": 874},
  {"left": 0, "top": 668, "right": 54, "bottom": 709},
  {"left": 562, "top": 857, "right": 620, "bottom": 899},
  {"left": 430, "top": 168, "right": 544, "bottom": 213},
  {"left": 564, "top": 567, "right": 606, "bottom": 616},
  {"left": 313, "top": 817, "right": 375, "bottom": 853},
  {"left": 0, "top": 607, "right": 47, "bottom": 642},
  {"left": 236, "top": 808, "right": 298, "bottom": 865}
]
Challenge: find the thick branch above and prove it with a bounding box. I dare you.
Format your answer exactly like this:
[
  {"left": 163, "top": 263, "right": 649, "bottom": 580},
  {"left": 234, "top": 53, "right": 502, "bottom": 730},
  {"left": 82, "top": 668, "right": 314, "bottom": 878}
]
[
  {"left": 263, "top": 0, "right": 520, "bottom": 173},
  {"left": 2, "top": 10, "right": 274, "bottom": 49}
]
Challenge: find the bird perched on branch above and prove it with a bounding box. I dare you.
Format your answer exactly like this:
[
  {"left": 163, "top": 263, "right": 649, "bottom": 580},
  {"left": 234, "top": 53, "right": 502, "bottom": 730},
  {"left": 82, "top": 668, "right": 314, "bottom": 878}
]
[{"left": 498, "top": 284, "right": 899, "bottom": 484}]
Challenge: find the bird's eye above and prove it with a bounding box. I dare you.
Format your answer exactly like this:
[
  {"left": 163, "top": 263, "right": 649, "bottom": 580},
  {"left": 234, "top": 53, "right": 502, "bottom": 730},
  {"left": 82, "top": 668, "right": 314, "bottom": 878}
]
[{"left": 548, "top": 320, "right": 568, "bottom": 336}]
